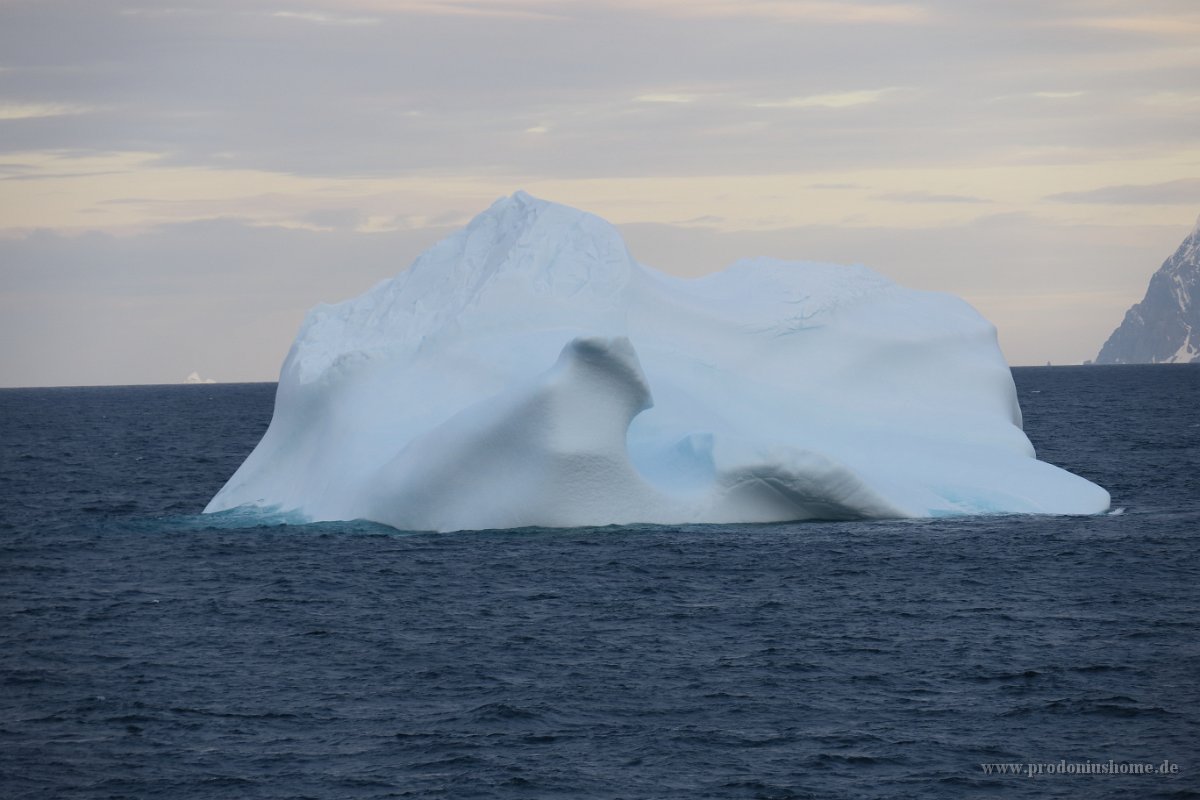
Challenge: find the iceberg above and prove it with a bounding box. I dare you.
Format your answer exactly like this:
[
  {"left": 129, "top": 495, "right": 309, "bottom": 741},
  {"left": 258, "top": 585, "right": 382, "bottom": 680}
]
[{"left": 205, "top": 192, "right": 1110, "bottom": 531}]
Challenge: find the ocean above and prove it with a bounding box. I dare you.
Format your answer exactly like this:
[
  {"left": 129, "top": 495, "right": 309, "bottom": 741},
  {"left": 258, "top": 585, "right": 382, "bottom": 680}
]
[{"left": 1, "top": 365, "right": 1197, "bottom": 799}]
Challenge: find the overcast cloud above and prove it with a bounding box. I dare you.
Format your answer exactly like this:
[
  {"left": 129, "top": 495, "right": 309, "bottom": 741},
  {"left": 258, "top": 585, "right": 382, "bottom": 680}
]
[{"left": 1, "top": 0, "right": 1198, "bottom": 383}]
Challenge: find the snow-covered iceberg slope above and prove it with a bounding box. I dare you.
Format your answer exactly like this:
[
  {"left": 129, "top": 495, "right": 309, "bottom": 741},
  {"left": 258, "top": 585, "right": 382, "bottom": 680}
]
[{"left": 206, "top": 192, "right": 1109, "bottom": 531}]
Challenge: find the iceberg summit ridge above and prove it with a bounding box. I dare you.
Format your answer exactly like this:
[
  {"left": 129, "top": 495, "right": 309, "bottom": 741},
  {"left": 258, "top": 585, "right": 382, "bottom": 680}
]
[{"left": 206, "top": 192, "right": 1110, "bottom": 531}]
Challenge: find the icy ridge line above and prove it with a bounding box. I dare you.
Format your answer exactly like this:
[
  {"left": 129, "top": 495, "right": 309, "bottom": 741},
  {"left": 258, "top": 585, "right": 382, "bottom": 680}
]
[
  {"left": 206, "top": 191, "right": 1109, "bottom": 531},
  {"left": 1096, "top": 215, "right": 1200, "bottom": 364}
]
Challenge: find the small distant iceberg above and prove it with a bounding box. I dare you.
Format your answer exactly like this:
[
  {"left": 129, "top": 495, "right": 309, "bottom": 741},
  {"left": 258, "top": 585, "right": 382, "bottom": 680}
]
[
  {"left": 185, "top": 371, "right": 217, "bottom": 385},
  {"left": 205, "top": 192, "right": 1110, "bottom": 532}
]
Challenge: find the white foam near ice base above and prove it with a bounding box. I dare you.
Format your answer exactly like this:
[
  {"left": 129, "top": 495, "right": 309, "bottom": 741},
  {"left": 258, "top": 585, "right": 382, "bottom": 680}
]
[{"left": 205, "top": 191, "right": 1110, "bottom": 531}]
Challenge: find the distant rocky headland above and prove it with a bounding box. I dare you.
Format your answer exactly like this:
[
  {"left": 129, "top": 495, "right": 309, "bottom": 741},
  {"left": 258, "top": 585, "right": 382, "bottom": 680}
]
[{"left": 1095, "top": 216, "right": 1199, "bottom": 364}]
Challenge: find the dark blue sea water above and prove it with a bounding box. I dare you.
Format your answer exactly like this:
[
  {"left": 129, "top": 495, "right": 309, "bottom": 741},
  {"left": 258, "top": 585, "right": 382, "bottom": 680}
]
[{"left": 2, "top": 365, "right": 1198, "bottom": 799}]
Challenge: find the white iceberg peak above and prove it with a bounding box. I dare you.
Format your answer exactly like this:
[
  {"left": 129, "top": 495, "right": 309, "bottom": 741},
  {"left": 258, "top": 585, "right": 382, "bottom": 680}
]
[{"left": 206, "top": 193, "right": 1109, "bottom": 530}]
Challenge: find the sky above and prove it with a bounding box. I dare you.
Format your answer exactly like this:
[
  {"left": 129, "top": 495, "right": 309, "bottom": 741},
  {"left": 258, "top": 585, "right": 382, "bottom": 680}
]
[{"left": 1, "top": 0, "right": 1198, "bottom": 386}]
